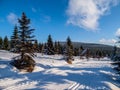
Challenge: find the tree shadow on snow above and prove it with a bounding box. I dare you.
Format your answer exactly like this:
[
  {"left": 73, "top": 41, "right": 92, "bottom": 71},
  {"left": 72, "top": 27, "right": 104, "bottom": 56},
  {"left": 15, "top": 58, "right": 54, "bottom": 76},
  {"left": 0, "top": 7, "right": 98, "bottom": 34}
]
[
  {"left": 0, "top": 60, "right": 18, "bottom": 79},
  {"left": 19, "top": 65, "right": 120, "bottom": 90},
  {"left": 1, "top": 59, "right": 120, "bottom": 90}
]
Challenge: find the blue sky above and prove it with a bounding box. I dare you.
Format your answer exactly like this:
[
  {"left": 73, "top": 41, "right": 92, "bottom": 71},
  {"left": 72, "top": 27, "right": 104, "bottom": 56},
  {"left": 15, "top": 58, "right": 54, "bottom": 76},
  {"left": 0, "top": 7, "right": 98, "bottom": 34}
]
[{"left": 0, "top": 0, "right": 120, "bottom": 45}]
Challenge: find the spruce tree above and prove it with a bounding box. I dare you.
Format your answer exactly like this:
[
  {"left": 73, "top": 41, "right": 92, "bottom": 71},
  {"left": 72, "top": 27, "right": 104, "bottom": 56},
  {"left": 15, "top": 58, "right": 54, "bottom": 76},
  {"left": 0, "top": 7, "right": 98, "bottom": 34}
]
[
  {"left": 38, "top": 43, "right": 42, "bottom": 53},
  {"left": 79, "top": 46, "right": 84, "bottom": 54},
  {"left": 34, "top": 40, "right": 39, "bottom": 52},
  {"left": 0, "top": 37, "right": 3, "bottom": 49},
  {"left": 47, "top": 35, "right": 54, "bottom": 55},
  {"left": 44, "top": 43, "right": 48, "bottom": 54},
  {"left": 57, "top": 41, "right": 62, "bottom": 54},
  {"left": 54, "top": 41, "right": 62, "bottom": 54},
  {"left": 65, "top": 36, "right": 74, "bottom": 62},
  {"left": 54, "top": 41, "right": 59, "bottom": 54},
  {"left": 18, "top": 12, "right": 35, "bottom": 58},
  {"left": 3, "top": 36, "right": 9, "bottom": 50},
  {"left": 10, "top": 25, "right": 19, "bottom": 50},
  {"left": 74, "top": 48, "right": 79, "bottom": 56},
  {"left": 38, "top": 43, "right": 44, "bottom": 53},
  {"left": 11, "top": 12, "right": 36, "bottom": 72},
  {"left": 96, "top": 50, "right": 102, "bottom": 60}
]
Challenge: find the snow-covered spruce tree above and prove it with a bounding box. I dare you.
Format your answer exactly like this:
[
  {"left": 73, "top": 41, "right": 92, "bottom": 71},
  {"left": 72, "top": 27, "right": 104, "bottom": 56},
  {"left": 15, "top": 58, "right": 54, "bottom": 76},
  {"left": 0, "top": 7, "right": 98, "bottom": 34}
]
[
  {"left": 96, "top": 50, "right": 102, "bottom": 60},
  {"left": 11, "top": 12, "right": 36, "bottom": 72},
  {"left": 54, "top": 41, "right": 59, "bottom": 54},
  {"left": 3, "top": 36, "right": 9, "bottom": 50},
  {"left": 65, "top": 36, "right": 74, "bottom": 64},
  {"left": 74, "top": 48, "right": 79, "bottom": 56},
  {"left": 47, "top": 35, "right": 54, "bottom": 55},
  {"left": 43, "top": 43, "right": 48, "bottom": 54},
  {"left": 38, "top": 43, "right": 44, "bottom": 55},
  {"left": 54, "top": 41, "right": 63, "bottom": 54},
  {"left": 34, "top": 40, "right": 39, "bottom": 52},
  {"left": 10, "top": 25, "right": 19, "bottom": 52},
  {"left": 38, "top": 43, "right": 41, "bottom": 52},
  {"left": 57, "top": 41, "right": 63, "bottom": 54}
]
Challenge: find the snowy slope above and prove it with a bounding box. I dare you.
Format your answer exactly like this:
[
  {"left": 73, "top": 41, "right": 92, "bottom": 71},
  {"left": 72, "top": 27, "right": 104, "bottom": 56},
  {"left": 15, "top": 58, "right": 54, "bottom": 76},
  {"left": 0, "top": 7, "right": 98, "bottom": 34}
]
[{"left": 0, "top": 50, "right": 120, "bottom": 90}]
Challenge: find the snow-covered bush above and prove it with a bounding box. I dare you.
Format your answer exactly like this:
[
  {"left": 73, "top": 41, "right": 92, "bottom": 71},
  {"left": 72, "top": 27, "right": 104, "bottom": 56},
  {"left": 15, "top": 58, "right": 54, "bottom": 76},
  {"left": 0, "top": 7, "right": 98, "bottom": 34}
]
[{"left": 10, "top": 54, "right": 35, "bottom": 72}]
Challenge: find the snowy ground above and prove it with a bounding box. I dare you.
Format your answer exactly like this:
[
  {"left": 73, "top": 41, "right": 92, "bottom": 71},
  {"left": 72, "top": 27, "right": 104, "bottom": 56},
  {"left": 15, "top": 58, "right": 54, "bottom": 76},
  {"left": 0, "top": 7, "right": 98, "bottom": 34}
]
[{"left": 0, "top": 50, "right": 120, "bottom": 90}]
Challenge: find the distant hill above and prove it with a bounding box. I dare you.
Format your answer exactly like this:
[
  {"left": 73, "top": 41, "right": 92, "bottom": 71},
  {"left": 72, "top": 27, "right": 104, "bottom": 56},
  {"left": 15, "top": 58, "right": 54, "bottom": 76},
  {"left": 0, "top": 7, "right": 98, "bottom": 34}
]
[{"left": 60, "top": 42, "right": 114, "bottom": 51}]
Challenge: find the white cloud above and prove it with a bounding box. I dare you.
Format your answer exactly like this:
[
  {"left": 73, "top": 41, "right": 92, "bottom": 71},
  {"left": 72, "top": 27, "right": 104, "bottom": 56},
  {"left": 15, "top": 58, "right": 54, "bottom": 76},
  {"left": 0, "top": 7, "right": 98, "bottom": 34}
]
[
  {"left": 32, "top": 8, "right": 37, "bottom": 12},
  {"left": 115, "top": 28, "right": 120, "bottom": 37},
  {"left": 66, "top": 0, "right": 119, "bottom": 31},
  {"left": 7, "top": 13, "right": 18, "bottom": 24},
  {"left": 99, "top": 38, "right": 117, "bottom": 45}
]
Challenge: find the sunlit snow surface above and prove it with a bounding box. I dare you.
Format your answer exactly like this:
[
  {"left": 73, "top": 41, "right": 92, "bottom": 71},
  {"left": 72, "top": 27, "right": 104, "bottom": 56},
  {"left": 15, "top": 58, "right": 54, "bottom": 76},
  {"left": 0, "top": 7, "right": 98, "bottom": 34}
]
[{"left": 0, "top": 50, "right": 120, "bottom": 90}]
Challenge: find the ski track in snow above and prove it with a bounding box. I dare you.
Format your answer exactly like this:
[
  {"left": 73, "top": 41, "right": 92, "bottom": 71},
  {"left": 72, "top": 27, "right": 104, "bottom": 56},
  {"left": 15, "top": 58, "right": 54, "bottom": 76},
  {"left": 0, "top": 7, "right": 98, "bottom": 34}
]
[
  {"left": 0, "top": 51, "right": 120, "bottom": 90},
  {"left": 68, "top": 82, "right": 80, "bottom": 90}
]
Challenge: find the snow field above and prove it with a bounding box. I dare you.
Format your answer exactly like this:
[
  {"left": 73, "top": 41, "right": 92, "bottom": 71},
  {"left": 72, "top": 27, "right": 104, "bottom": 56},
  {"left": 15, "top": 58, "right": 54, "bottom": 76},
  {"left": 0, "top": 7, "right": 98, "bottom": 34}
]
[{"left": 0, "top": 50, "right": 120, "bottom": 90}]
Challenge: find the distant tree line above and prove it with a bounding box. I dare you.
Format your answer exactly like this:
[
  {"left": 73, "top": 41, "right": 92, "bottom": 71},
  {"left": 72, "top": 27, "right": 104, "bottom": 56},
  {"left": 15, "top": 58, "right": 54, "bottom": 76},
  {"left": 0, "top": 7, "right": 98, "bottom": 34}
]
[{"left": 0, "top": 33, "right": 113, "bottom": 58}]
